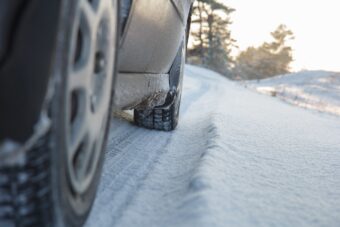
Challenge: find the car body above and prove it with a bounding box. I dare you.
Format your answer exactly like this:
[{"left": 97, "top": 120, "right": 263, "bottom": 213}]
[{"left": 115, "top": 0, "right": 193, "bottom": 111}]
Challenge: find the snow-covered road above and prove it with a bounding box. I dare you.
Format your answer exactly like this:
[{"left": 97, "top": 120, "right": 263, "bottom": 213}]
[{"left": 86, "top": 65, "right": 340, "bottom": 227}]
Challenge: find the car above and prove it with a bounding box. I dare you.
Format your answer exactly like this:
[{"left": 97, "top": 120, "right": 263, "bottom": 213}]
[
  {"left": 116, "top": 0, "right": 192, "bottom": 131},
  {"left": 0, "top": 0, "right": 193, "bottom": 226}
]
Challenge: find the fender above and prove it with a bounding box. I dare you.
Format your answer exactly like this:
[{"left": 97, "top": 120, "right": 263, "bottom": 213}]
[{"left": 118, "top": 0, "right": 185, "bottom": 74}]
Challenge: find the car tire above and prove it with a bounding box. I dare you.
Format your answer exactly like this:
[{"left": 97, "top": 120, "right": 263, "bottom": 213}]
[
  {"left": 134, "top": 33, "right": 186, "bottom": 131},
  {"left": 0, "top": 0, "right": 119, "bottom": 226}
]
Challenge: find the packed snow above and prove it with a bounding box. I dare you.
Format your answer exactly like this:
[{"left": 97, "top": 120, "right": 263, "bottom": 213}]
[
  {"left": 86, "top": 65, "right": 340, "bottom": 227},
  {"left": 244, "top": 71, "right": 340, "bottom": 116}
]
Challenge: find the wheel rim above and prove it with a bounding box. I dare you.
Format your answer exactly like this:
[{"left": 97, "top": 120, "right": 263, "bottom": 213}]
[{"left": 65, "top": 0, "right": 117, "bottom": 196}]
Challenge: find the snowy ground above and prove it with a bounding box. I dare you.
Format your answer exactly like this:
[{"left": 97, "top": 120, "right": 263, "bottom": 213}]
[
  {"left": 86, "top": 65, "right": 340, "bottom": 227},
  {"left": 244, "top": 71, "right": 340, "bottom": 116}
]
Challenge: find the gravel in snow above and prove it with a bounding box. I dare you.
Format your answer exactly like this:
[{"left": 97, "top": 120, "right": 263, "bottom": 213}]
[{"left": 86, "top": 65, "right": 340, "bottom": 227}]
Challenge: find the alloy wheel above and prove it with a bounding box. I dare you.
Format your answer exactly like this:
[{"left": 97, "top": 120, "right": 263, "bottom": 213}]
[{"left": 65, "top": 0, "right": 116, "bottom": 199}]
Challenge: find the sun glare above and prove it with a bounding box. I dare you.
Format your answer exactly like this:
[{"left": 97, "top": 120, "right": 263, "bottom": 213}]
[{"left": 225, "top": 0, "right": 340, "bottom": 72}]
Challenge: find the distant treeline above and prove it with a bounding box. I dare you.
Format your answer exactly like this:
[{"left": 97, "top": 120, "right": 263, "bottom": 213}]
[{"left": 188, "top": 0, "right": 294, "bottom": 80}]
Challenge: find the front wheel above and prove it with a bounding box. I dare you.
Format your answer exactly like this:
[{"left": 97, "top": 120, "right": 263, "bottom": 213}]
[
  {"left": 0, "top": 0, "right": 119, "bottom": 226},
  {"left": 52, "top": 0, "right": 119, "bottom": 226}
]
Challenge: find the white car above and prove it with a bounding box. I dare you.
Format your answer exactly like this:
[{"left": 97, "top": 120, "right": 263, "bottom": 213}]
[{"left": 0, "top": 0, "right": 193, "bottom": 226}]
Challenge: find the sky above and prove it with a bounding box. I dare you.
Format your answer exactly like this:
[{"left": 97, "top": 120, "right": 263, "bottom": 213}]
[{"left": 224, "top": 0, "right": 340, "bottom": 72}]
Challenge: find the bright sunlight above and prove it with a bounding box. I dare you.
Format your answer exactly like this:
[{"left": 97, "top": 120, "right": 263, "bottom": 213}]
[{"left": 226, "top": 0, "right": 340, "bottom": 71}]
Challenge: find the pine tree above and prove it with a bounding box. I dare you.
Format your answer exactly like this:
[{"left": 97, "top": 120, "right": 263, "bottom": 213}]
[
  {"left": 188, "top": 0, "right": 235, "bottom": 78},
  {"left": 234, "top": 24, "right": 294, "bottom": 80}
]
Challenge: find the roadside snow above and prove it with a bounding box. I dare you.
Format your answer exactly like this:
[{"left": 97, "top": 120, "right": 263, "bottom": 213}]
[
  {"left": 244, "top": 71, "right": 340, "bottom": 116},
  {"left": 86, "top": 65, "right": 340, "bottom": 227}
]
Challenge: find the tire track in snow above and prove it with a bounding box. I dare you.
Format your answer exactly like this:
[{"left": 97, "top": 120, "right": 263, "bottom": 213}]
[
  {"left": 86, "top": 66, "right": 226, "bottom": 227},
  {"left": 86, "top": 120, "right": 173, "bottom": 226},
  {"left": 113, "top": 69, "right": 228, "bottom": 227}
]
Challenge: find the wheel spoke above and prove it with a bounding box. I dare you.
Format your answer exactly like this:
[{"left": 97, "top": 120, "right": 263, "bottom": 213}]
[
  {"left": 68, "top": 2, "right": 96, "bottom": 91},
  {"left": 69, "top": 117, "right": 88, "bottom": 159},
  {"left": 78, "top": 145, "right": 92, "bottom": 181},
  {"left": 69, "top": 65, "right": 90, "bottom": 91},
  {"left": 81, "top": 0, "right": 97, "bottom": 36},
  {"left": 95, "top": 0, "right": 111, "bottom": 16},
  {"left": 78, "top": 108, "right": 107, "bottom": 179},
  {"left": 93, "top": 82, "right": 110, "bottom": 117}
]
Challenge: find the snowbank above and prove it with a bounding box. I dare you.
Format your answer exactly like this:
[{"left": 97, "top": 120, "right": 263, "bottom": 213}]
[{"left": 245, "top": 71, "right": 340, "bottom": 116}]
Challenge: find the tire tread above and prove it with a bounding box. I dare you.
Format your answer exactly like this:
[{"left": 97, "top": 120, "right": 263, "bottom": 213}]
[
  {"left": 0, "top": 134, "right": 52, "bottom": 227},
  {"left": 134, "top": 106, "right": 176, "bottom": 131}
]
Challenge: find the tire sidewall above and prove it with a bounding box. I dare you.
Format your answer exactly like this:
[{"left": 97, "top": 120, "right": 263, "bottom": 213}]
[{"left": 171, "top": 32, "right": 187, "bottom": 129}]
